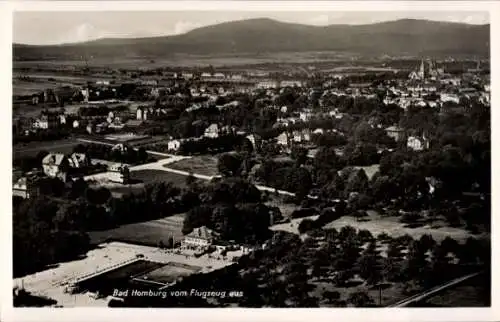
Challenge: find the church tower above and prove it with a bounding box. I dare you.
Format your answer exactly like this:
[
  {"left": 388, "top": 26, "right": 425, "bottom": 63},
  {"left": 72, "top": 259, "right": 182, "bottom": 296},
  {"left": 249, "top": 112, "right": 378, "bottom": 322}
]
[{"left": 418, "top": 59, "right": 425, "bottom": 79}]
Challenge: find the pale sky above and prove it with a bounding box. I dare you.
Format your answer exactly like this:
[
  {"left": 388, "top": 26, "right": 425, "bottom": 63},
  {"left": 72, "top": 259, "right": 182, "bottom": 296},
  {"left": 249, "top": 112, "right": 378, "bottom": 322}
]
[{"left": 13, "top": 11, "right": 490, "bottom": 45}]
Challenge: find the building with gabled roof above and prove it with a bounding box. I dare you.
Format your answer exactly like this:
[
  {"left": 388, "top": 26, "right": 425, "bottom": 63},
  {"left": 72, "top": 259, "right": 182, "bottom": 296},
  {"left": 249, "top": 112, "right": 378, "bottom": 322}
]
[
  {"left": 385, "top": 125, "right": 405, "bottom": 142},
  {"left": 204, "top": 123, "right": 220, "bottom": 138},
  {"left": 12, "top": 175, "right": 40, "bottom": 199},
  {"left": 68, "top": 153, "right": 90, "bottom": 169},
  {"left": 182, "top": 226, "right": 218, "bottom": 248},
  {"left": 42, "top": 153, "right": 70, "bottom": 182}
]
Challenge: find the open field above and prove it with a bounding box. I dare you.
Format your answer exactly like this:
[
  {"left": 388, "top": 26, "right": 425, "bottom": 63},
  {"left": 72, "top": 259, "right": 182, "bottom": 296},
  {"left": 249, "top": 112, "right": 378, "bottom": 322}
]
[
  {"left": 13, "top": 138, "right": 80, "bottom": 159},
  {"left": 88, "top": 214, "right": 185, "bottom": 246},
  {"left": 269, "top": 215, "right": 319, "bottom": 235},
  {"left": 131, "top": 169, "right": 198, "bottom": 188},
  {"left": 166, "top": 155, "right": 219, "bottom": 177},
  {"left": 13, "top": 80, "right": 75, "bottom": 96},
  {"left": 13, "top": 51, "right": 360, "bottom": 69},
  {"left": 323, "top": 212, "right": 477, "bottom": 242},
  {"left": 264, "top": 196, "right": 299, "bottom": 218}
]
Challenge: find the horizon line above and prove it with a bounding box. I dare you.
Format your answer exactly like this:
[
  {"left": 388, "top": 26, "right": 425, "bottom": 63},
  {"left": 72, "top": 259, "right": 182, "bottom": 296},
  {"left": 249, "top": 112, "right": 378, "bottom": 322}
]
[{"left": 13, "top": 17, "right": 490, "bottom": 46}]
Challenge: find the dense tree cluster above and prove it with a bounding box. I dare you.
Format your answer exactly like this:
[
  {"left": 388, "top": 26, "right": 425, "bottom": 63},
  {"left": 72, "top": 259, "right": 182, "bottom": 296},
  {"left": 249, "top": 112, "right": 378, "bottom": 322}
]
[
  {"left": 182, "top": 177, "right": 275, "bottom": 244},
  {"left": 13, "top": 196, "right": 91, "bottom": 277},
  {"left": 113, "top": 227, "right": 489, "bottom": 308},
  {"left": 73, "top": 144, "right": 151, "bottom": 165},
  {"left": 13, "top": 128, "right": 71, "bottom": 144},
  {"left": 178, "top": 135, "right": 245, "bottom": 155}
]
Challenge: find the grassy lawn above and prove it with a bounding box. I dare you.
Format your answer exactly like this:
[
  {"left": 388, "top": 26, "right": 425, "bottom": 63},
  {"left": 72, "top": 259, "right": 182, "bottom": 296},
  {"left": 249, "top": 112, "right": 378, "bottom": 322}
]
[
  {"left": 88, "top": 214, "right": 186, "bottom": 246},
  {"left": 265, "top": 196, "right": 299, "bottom": 218},
  {"left": 166, "top": 155, "right": 219, "bottom": 177},
  {"left": 269, "top": 215, "right": 319, "bottom": 235},
  {"left": 131, "top": 169, "right": 199, "bottom": 189},
  {"left": 323, "top": 211, "right": 474, "bottom": 242}
]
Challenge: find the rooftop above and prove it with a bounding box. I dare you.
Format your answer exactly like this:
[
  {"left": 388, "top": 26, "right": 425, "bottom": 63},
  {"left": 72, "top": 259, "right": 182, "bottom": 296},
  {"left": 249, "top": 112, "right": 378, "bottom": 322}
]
[{"left": 185, "top": 226, "right": 218, "bottom": 240}]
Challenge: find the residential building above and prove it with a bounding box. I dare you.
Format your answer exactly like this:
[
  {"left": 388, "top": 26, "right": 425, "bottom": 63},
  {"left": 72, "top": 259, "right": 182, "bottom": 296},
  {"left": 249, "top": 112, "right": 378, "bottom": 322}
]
[
  {"left": 246, "top": 134, "right": 263, "bottom": 151},
  {"left": 280, "top": 80, "right": 303, "bottom": 88},
  {"left": 385, "top": 125, "right": 405, "bottom": 142},
  {"left": 407, "top": 136, "right": 430, "bottom": 151},
  {"left": 168, "top": 139, "right": 181, "bottom": 152},
  {"left": 68, "top": 153, "right": 90, "bottom": 169},
  {"left": 136, "top": 107, "right": 149, "bottom": 121},
  {"left": 299, "top": 111, "right": 313, "bottom": 122},
  {"left": 204, "top": 123, "right": 220, "bottom": 138},
  {"left": 42, "top": 153, "right": 70, "bottom": 182},
  {"left": 276, "top": 132, "right": 290, "bottom": 146},
  {"left": 292, "top": 129, "right": 311, "bottom": 143},
  {"left": 86, "top": 122, "right": 95, "bottom": 134},
  {"left": 440, "top": 93, "right": 460, "bottom": 104},
  {"left": 125, "top": 119, "right": 144, "bottom": 128},
  {"left": 13, "top": 176, "right": 39, "bottom": 199},
  {"left": 108, "top": 164, "right": 130, "bottom": 184},
  {"left": 256, "top": 80, "right": 278, "bottom": 89},
  {"left": 33, "top": 114, "right": 59, "bottom": 130}
]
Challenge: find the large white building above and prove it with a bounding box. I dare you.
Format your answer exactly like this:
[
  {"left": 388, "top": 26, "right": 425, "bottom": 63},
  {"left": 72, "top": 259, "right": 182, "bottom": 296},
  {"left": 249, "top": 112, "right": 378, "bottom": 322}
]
[{"left": 182, "top": 226, "right": 217, "bottom": 248}]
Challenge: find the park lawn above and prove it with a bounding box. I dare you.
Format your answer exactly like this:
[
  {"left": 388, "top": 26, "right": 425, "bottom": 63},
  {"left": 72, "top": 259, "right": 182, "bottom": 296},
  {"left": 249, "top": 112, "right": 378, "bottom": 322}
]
[
  {"left": 265, "top": 196, "right": 299, "bottom": 218},
  {"left": 88, "top": 214, "right": 186, "bottom": 247},
  {"left": 166, "top": 155, "right": 219, "bottom": 177},
  {"left": 131, "top": 169, "right": 199, "bottom": 189},
  {"left": 269, "top": 215, "right": 320, "bottom": 235},
  {"left": 323, "top": 211, "right": 474, "bottom": 242}
]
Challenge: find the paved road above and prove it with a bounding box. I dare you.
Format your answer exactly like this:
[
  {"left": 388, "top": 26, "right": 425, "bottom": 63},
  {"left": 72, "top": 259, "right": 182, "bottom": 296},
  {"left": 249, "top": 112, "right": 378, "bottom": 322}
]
[
  {"left": 78, "top": 137, "right": 298, "bottom": 196},
  {"left": 84, "top": 155, "right": 191, "bottom": 182},
  {"left": 387, "top": 271, "right": 483, "bottom": 307}
]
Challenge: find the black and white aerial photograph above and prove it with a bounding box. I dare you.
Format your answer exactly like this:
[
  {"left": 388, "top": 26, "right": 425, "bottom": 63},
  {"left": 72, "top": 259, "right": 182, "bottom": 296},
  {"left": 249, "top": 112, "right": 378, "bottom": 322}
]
[{"left": 6, "top": 1, "right": 495, "bottom": 316}]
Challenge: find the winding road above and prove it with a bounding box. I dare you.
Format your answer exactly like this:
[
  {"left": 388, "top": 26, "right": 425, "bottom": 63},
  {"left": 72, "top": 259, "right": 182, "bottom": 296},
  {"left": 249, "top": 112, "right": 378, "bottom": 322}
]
[{"left": 80, "top": 137, "right": 297, "bottom": 196}]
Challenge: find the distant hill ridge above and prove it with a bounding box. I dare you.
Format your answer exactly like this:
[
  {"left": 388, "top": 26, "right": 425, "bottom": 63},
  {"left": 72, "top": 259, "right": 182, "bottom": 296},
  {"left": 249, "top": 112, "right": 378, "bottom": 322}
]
[{"left": 13, "top": 18, "right": 490, "bottom": 60}]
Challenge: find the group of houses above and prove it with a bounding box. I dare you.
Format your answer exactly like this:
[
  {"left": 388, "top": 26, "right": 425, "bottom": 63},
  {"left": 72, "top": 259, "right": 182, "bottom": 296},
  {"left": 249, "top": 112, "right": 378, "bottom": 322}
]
[{"left": 13, "top": 151, "right": 131, "bottom": 199}]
